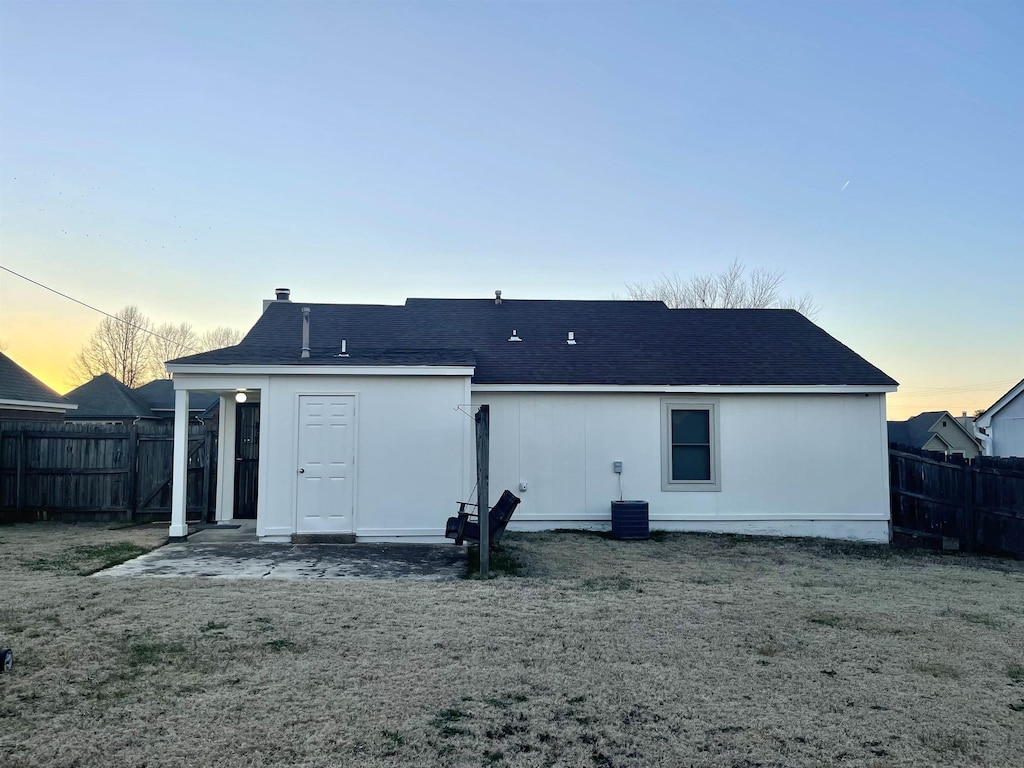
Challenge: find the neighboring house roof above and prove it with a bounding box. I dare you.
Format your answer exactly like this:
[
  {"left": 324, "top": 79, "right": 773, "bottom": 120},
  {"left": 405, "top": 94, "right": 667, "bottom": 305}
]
[
  {"left": 886, "top": 421, "right": 911, "bottom": 447},
  {"left": 0, "top": 352, "right": 75, "bottom": 411},
  {"left": 168, "top": 299, "right": 898, "bottom": 387},
  {"left": 133, "top": 379, "right": 220, "bottom": 413},
  {"left": 64, "top": 373, "right": 158, "bottom": 420},
  {"left": 887, "top": 411, "right": 978, "bottom": 450},
  {"left": 975, "top": 378, "right": 1024, "bottom": 429}
]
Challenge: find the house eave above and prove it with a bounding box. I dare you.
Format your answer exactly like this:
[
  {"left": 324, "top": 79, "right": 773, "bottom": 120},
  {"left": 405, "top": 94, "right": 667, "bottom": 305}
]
[
  {"left": 470, "top": 384, "right": 898, "bottom": 394},
  {"left": 974, "top": 378, "right": 1024, "bottom": 428},
  {"left": 166, "top": 364, "right": 476, "bottom": 377},
  {"left": 0, "top": 398, "right": 77, "bottom": 412}
]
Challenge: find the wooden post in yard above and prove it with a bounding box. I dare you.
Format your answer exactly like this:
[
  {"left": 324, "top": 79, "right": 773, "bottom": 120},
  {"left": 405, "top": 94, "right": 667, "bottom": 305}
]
[{"left": 476, "top": 405, "right": 490, "bottom": 579}]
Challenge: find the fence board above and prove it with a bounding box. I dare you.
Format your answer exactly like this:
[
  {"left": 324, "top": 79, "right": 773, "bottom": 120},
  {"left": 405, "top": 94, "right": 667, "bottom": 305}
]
[{"left": 0, "top": 421, "right": 217, "bottom": 522}]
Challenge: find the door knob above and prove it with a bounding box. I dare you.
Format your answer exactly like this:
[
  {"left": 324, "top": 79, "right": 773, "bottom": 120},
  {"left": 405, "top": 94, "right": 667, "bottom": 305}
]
[{"left": 299, "top": 468, "right": 305, "bottom": 473}]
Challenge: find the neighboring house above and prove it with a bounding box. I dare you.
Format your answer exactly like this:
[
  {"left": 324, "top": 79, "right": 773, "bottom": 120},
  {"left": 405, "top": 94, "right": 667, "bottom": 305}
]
[
  {"left": 64, "top": 373, "right": 161, "bottom": 424},
  {"left": 955, "top": 413, "right": 975, "bottom": 434},
  {"left": 163, "top": 289, "right": 898, "bottom": 544},
  {"left": 65, "top": 374, "right": 220, "bottom": 425},
  {"left": 0, "top": 352, "right": 77, "bottom": 422},
  {"left": 133, "top": 379, "right": 218, "bottom": 421},
  {"left": 887, "top": 411, "right": 981, "bottom": 458},
  {"left": 974, "top": 378, "right": 1024, "bottom": 458}
]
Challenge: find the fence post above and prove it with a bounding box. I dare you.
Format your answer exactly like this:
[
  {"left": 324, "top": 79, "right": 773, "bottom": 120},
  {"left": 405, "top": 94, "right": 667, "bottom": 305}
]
[
  {"left": 202, "top": 428, "right": 213, "bottom": 524},
  {"left": 127, "top": 425, "right": 139, "bottom": 521},
  {"left": 15, "top": 430, "right": 26, "bottom": 509},
  {"left": 963, "top": 462, "right": 975, "bottom": 552}
]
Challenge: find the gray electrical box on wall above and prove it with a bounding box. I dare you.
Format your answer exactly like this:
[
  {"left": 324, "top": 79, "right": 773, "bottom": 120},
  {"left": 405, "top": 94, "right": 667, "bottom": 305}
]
[{"left": 613, "top": 461, "right": 623, "bottom": 474}]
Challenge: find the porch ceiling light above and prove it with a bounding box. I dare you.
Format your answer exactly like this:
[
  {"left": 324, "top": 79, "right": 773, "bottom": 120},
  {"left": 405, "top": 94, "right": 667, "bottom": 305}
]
[{"left": 235, "top": 390, "right": 248, "bottom": 403}]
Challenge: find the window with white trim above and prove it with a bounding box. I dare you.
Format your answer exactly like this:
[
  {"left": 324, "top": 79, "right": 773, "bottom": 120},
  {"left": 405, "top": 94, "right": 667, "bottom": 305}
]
[{"left": 661, "top": 399, "right": 721, "bottom": 492}]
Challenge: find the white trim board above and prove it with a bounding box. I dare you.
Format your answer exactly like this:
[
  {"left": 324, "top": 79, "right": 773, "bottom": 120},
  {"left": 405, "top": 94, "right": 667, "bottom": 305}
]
[
  {"left": 472, "top": 384, "right": 896, "bottom": 394},
  {"left": 510, "top": 514, "right": 890, "bottom": 523},
  {"left": 975, "top": 379, "right": 1024, "bottom": 428},
  {"left": 0, "top": 399, "right": 77, "bottom": 411},
  {"left": 167, "top": 364, "right": 475, "bottom": 377},
  {"left": 165, "top": 369, "right": 894, "bottom": 394}
]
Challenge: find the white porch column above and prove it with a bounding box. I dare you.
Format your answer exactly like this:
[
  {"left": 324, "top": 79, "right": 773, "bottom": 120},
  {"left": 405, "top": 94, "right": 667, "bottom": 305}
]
[
  {"left": 215, "top": 395, "right": 236, "bottom": 522},
  {"left": 255, "top": 391, "right": 271, "bottom": 538},
  {"left": 169, "top": 388, "right": 190, "bottom": 538}
]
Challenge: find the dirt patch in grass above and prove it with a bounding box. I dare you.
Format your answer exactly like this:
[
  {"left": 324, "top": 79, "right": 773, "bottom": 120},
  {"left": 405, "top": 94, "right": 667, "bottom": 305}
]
[
  {"left": 464, "top": 543, "right": 524, "bottom": 578},
  {"left": 1, "top": 524, "right": 1022, "bottom": 767}
]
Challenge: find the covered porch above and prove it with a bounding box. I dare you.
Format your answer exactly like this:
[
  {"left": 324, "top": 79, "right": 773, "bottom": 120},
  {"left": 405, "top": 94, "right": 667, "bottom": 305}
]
[{"left": 168, "top": 375, "right": 268, "bottom": 539}]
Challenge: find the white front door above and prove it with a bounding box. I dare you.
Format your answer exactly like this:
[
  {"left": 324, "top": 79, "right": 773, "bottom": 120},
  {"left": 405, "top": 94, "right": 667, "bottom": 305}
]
[{"left": 296, "top": 395, "right": 355, "bottom": 533}]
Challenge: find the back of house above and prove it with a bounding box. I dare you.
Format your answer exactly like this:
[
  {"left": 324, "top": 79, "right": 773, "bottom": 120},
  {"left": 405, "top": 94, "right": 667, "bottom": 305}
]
[{"left": 163, "top": 290, "right": 898, "bottom": 543}]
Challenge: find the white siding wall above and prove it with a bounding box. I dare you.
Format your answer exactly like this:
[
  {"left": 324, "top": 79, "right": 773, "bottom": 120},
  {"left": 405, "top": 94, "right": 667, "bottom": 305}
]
[
  {"left": 992, "top": 393, "right": 1024, "bottom": 458},
  {"left": 474, "top": 392, "right": 890, "bottom": 542},
  {"left": 258, "top": 374, "right": 471, "bottom": 541},
  {"left": 171, "top": 372, "right": 468, "bottom": 540}
]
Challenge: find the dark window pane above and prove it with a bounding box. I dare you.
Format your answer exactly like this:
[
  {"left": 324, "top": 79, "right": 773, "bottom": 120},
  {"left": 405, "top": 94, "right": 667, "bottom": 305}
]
[
  {"left": 672, "top": 445, "right": 711, "bottom": 481},
  {"left": 671, "top": 409, "right": 710, "bottom": 444}
]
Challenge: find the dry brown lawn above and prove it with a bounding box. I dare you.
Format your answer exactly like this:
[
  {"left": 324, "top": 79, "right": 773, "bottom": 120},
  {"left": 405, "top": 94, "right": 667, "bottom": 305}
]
[{"left": 2, "top": 523, "right": 1023, "bottom": 768}]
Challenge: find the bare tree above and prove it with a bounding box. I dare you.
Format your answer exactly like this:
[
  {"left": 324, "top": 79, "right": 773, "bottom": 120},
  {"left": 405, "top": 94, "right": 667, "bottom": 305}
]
[
  {"left": 197, "top": 326, "right": 242, "bottom": 351},
  {"left": 70, "top": 305, "right": 154, "bottom": 388},
  {"left": 146, "top": 325, "right": 243, "bottom": 378},
  {"left": 147, "top": 322, "right": 200, "bottom": 379},
  {"left": 625, "top": 259, "right": 819, "bottom": 318}
]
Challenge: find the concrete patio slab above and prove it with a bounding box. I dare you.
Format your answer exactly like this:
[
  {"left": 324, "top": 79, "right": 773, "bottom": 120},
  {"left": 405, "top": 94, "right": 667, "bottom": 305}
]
[{"left": 95, "top": 541, "right": 468, "bottom": 581}]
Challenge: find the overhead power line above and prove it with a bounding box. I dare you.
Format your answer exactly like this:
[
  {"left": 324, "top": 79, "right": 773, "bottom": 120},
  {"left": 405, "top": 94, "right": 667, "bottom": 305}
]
[
  {"left": 899, "top": 378, "right": 1019, "bottom": 394},
  {"left": 894, "top": 380, "right": 1019, "bottom": 398},
  {"left": 0, "top": 264, "right": 200, "bottom": 353}
]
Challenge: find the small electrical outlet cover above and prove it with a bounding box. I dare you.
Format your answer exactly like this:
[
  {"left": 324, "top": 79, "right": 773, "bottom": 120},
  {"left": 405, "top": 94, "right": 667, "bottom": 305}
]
[{"left": 519, "top": 481, "right": 528, "bottom": 492}]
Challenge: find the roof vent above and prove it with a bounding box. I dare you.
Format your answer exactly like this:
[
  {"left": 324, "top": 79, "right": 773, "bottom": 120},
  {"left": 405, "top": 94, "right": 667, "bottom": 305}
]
[
  {"left": 508, "top": 329, "right": 522, "bottom": 342},
  {"left": 263, "top": 287, "right": 292, "bottom": 313},
  {"left": 567, "top": 331, "right": 576, "bottom": 345},
  {"left": 301, "top": 307, "right": 310, "bottom": 359},
  {"left": 495, "top": 290, "right": 502, "bottom": 305},
  {"left": 335, "top": 339, "right": 349, "bottom": 358}
]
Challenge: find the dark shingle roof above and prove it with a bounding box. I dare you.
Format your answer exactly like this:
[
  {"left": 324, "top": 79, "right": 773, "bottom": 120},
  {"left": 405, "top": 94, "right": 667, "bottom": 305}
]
[
  {"left": 888, "top": 411, "right": 956, "bottom": 449},
  {"left": 64, "top": 373, "right": 158, "bottom": 420},
  {"left": 168, "top": 299, "right": 897, "bottom": 387},
  {"left": 134, "top": 379, "right": 220, "bottom": 412},
  {"left": 0, "top": 353, "right": 71, "bottom": 406},
  {"left": 886, "top": 421, "right": 912, "bottom": 447}
]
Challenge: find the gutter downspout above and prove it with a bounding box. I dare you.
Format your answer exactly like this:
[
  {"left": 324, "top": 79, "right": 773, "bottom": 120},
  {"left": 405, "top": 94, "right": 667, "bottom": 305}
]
[{"left": 974, "top": 425, "right": 992, "bottom": 457}]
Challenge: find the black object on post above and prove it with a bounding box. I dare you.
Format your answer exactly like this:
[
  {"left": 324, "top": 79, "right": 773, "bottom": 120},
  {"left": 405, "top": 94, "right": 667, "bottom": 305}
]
[{"left": 611, "top": 500, "right": 649, "bottom": 540}]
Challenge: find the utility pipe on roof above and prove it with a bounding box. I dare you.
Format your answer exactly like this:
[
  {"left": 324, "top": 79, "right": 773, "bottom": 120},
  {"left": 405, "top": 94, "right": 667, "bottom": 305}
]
[{"left": 301, "top": 307, "right": 310, "bottom": 359}]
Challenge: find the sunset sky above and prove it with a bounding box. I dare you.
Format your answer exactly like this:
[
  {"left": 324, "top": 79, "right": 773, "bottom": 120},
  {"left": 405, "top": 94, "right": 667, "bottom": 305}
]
[{"left": 1, "top": 0, "right": 1021, "bottom": 420}]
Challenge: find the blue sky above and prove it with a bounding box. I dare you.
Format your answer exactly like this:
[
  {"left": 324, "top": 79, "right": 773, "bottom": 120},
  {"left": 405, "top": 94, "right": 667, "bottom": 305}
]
[{"left": 1, "top": 0, "right": 1021, "bottom": 417}]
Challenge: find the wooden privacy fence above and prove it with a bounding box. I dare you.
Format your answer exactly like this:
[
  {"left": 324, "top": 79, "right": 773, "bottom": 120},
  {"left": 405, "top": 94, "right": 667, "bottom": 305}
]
[
  {"left": 889, "top": 444, "right": 1024, "bottom": 558},
  {"left": 0, "top": 421, "right": 217, "bottom": 523}
]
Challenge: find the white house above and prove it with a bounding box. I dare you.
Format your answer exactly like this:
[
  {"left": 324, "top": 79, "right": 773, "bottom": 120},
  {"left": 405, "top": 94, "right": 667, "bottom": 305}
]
[
  {"left": 165, "top": 289, "right": 898, "bottom": 543},
  {"left": 975, "top": 378, "right": 1024, "bottom": 458}
]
